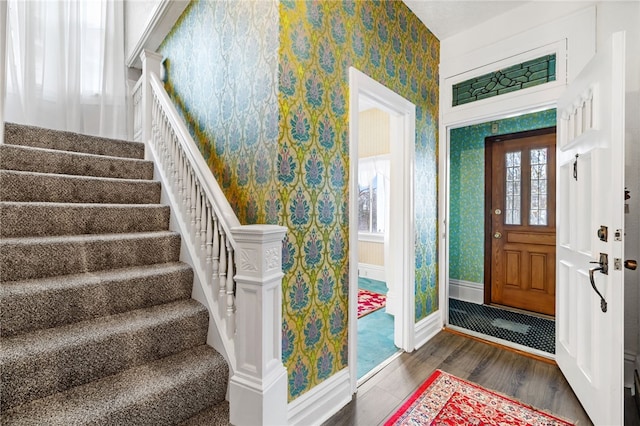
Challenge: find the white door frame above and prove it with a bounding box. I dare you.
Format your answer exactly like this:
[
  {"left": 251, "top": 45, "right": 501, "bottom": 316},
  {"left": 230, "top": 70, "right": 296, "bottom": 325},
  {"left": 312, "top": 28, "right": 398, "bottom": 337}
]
[
  {"left": 439, "top": 103, "right": 558, "bottom": 357},
  {"left": 348, "top": 67, "right": 415, "bottom": 394}
]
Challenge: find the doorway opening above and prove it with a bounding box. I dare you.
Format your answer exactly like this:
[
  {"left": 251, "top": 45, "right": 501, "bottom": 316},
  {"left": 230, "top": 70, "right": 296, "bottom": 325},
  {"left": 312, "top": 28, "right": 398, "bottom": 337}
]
[
  {"left": 348, "top": 68, "right": 416, "bottom": 392},
  {"left": 446, "top": 109, "right": 557, "bottom": 357}
]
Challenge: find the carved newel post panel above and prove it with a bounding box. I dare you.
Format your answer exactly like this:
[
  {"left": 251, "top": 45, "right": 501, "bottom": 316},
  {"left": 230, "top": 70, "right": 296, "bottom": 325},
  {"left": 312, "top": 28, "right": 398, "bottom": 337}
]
[{"left": 229, "top": 225, "right": 288, "bottom": 426}]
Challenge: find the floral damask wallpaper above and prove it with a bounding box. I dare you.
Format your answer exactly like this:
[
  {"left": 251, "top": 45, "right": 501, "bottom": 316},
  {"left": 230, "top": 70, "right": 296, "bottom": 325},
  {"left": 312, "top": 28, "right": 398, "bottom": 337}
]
[
  {"left": 160, "top": 0, "right": 280, "bottom": 225},
  {"left": 449, "top": 109, "right": 557, "bottom": 285},
  {"left": 160, "top": 0, "right": 439, "bottom": 401}
]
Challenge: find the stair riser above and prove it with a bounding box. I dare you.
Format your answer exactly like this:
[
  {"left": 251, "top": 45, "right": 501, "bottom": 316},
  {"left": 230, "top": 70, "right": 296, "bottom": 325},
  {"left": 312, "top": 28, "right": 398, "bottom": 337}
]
[
  {"left": 0, "top": 203, "right": 170, "bottom": 237},
  {"left": 5, "top": 123, "right": 145, "bottom": 159},
  {"left": 1, "top": 266, "right": 194, "bottom": 337},
  {"left": 0, "top": 233, "right": 181, "bottom": 282},
  {"left": 1, "top": 346, "right": 228, "bottom": 426},
  {"left": 0, "top": 144, "right": 154, "bottom": 180},
  {"left": 1, "top": 306, "right": 209, "bottom": 411},
  {"left": 0, "top": 171, "right": 161, "bottom": 204}
]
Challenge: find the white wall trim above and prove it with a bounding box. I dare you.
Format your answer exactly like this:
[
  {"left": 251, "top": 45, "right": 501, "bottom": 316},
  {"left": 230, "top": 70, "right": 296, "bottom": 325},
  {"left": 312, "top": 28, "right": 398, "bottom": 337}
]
[
  {"left": 414, "top": 310, "right": 443, "bottom": 350},
  {"left": 287, "top": 368, "right": 351, "bottom": 426},
  {"left": 125, "top": 0, "right": 189, "bottom": 69},
  {"left": 358, "top": 263, "right": 386, "bottom": 282},
  {"left": 625, "top": 350, "right": 637, "bottom": 389},
  {"left": 438, "top": 4, "right": 597, "bottom": 352},
  {"left": 449, "top": 279, "right": 484, "bottom": 305},
  {"left": 348, "top": 67, "right": 416, "bottom": 395}
]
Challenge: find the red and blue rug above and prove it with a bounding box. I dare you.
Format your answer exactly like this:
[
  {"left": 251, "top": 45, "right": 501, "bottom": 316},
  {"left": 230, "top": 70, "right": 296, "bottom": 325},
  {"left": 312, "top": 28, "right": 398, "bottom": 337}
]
[
  {"left": 357, "top": 289, "right": 386, "bottom": 318},
  {"left": 385, "top": 370, "right": 574, "bottom": 425}
]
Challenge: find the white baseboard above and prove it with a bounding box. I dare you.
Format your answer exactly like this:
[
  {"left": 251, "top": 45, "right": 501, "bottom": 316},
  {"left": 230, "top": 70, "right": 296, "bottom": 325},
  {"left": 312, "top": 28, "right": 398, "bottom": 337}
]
[
  {"left": 287, "top": 368, "right": 351, "bottom": 426},
  {"left": 358, "top": 263, "right": 386, "bottom": 282},
  {"left": 414, "top": 310, "right": 443, "bottom": 350},
  {"left": 625, "top": 350, "right": 637, "bottom": 388},
  {"left": 449, "top": 279, "right": 484, "bottom": 304}
]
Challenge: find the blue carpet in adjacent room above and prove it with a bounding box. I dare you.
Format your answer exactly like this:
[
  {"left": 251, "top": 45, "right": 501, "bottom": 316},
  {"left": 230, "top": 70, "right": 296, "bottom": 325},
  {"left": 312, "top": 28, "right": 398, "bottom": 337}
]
[
  {"left": 357, "top": 277, "right": 399, "bottom": 380},
  {"left": 449, "top": 298, "right": 555, "bottom": 354}
]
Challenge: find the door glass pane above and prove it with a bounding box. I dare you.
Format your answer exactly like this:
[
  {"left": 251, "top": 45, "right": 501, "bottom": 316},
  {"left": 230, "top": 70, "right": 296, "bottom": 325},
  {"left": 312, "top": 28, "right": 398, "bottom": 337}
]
[
  {"left": 530, "top": 148, "right": 548, "bottom": 225},
  {"left": 505, "top": 151, "right": 521, "bottom": 225}
]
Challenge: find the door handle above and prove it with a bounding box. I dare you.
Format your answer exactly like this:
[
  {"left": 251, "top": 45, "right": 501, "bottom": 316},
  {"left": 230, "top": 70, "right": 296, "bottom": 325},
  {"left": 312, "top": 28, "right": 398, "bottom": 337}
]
[
  {"left": 589, "top": 253, "right": 608, "bottom": 312},
  {"left": 625, "top": 259, "right": 637, "bottom": 270},
  {"left": 493, "top": 232, "right": 502, "bottom": 239}
]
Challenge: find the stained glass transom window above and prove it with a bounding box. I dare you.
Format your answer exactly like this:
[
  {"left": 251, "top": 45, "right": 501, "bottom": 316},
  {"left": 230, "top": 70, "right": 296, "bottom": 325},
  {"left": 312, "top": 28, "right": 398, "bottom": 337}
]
[
  {"left": 529, "top": 148, "right": 548, "bottom": 226},
  {"left": 452, "top": 54, "right": 556, "bottom": 107},
  {"left": 505, "top": 151, "right": 521, "bottom": 225}
]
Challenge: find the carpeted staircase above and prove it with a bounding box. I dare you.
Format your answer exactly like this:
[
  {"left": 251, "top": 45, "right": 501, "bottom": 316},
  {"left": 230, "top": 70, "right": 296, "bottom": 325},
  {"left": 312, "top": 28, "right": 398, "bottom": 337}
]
[{"left": 0, "top": 123, "right": 230, "bottom": 425}]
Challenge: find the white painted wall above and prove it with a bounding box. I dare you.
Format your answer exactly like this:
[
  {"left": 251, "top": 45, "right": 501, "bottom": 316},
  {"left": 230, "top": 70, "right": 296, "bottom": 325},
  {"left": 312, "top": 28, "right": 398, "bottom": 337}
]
[
  {"left": 439, "top": 1, "right": 640, "bottom": 386},
  {"left": 124, "top": 1, "right": 162, "bottom": 64},
  {"left": 1, "top": 0, "right": 7, "bottom": 144}
]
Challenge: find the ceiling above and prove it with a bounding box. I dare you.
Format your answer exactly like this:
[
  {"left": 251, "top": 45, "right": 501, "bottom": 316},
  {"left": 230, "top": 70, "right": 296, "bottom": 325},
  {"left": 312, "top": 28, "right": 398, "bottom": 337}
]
[{"left": 403, "top": 1, "right": 528, "bottom": 41}]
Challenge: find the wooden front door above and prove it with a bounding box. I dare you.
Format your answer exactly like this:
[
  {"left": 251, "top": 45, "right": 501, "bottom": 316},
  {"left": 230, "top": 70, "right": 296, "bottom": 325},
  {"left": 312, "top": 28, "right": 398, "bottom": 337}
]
[{"left": 486, "top": 128, "right": 556, "bottom": 316}]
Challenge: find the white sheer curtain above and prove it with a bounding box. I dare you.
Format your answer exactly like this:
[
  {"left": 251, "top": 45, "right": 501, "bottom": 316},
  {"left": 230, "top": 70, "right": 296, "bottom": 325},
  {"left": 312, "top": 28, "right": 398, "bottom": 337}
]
[{"left": 5, "top": 0, "right": 127, "bottom": 139}]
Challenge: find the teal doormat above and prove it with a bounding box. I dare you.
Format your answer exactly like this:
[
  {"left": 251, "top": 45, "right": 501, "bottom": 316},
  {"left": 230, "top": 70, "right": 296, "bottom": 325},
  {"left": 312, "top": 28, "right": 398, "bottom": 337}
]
[{"left": 357, "top": 277, "right": 398, "bottom": 379}]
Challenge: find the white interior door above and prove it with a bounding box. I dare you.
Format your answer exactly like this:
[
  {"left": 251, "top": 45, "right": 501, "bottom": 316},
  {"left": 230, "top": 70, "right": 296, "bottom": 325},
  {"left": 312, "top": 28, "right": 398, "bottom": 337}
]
[{"left": 555, "top": 31, "right": 626, "bottom": 425}]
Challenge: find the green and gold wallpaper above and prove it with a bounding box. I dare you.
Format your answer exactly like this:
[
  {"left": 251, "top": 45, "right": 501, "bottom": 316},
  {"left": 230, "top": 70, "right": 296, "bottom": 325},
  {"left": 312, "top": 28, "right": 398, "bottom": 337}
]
[
  {"left": 449, "top": 109, "right": 556, "bottom": 284},
  {"left": 160, "top": 0, "right": 439, "bottom": 401}
]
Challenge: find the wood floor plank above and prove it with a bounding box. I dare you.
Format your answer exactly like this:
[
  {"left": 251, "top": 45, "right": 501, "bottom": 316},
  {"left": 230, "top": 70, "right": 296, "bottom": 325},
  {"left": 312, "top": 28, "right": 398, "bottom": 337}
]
[{"left": 323, "top": 331, "right": 592, "bottom": 426}]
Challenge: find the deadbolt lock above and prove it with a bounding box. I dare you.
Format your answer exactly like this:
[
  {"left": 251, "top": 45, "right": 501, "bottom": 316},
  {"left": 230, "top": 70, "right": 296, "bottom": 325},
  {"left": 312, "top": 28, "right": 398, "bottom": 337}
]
[
  {"left": 494, "top": 209, "right": 502, "bottom": 215},
  {"left": 597, "top": 225, "right": 608, "bottom": 242}
]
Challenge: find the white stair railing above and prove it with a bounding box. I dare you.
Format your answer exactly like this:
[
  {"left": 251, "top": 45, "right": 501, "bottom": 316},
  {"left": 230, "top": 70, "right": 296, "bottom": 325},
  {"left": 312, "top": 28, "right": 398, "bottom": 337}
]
[{"left": 133, "top": 50, "right": 288, "bottom": 426}]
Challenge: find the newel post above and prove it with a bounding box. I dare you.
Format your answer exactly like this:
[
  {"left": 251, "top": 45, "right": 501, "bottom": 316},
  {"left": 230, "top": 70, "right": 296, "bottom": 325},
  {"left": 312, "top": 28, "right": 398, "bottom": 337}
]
[
  {"left": 139, "top": 50, "right": 162, "bottom": 148},
  {"left": 229, "top": 224, "right": 288, "bottom": 426}
]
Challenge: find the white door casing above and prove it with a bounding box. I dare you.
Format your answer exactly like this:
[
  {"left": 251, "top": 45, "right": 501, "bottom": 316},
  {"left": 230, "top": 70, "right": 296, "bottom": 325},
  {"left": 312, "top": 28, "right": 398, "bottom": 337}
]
[
  {"left": 348, "top": 67, "right": 416, "bottom": 393},
  {"left": 555, "top": 31, "right": 626, "bottom": 425}
]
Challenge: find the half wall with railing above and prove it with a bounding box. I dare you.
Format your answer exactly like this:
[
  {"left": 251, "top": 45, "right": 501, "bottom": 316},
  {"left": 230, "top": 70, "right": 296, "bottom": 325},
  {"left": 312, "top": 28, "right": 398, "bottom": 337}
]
[{"left": 132, "top": 50, "right": 288, "bottom": 426}]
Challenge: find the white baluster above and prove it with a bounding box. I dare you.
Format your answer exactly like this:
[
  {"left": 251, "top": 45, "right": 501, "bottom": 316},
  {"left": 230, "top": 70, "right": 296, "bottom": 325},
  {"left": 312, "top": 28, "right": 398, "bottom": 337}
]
[
  {"left": 219, "top": 232, "right": 228, "bottom": 318},
  {"left": 185, "top": 165, "right": 193, "bottom": 222},
  {"left": 226, "top": 242, "right": 235, "bottom": 336},
  {"left": 181, "top": 155, "right": 188, "bottom": 216},
  {"left": 205, "top": 203, "right": 213, "bottom": 268},
  {"left": 212, "top": 217, "right": 220, "bottom": 295},
  {"left": 171, "top": 135, "right": 179, "bottom": 188},
  {"left": 194, "top": 182, "right": 202, "bottom": 246},
  {"left": 190, "top": 170, "right": 197, "bottom": 229}
]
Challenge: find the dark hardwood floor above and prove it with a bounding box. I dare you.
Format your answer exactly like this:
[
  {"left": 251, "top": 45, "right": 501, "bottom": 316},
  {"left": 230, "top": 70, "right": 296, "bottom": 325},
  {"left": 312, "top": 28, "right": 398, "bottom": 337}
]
[{"left": 323, "top": 330, "right": 593, "bottom": 425}]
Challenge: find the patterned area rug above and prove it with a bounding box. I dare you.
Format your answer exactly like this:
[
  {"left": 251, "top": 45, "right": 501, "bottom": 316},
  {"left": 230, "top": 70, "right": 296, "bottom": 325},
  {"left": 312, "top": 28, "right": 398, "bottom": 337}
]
[
  {"left": 357, "top": 289, "right": 386, "bottom": 318},
  {"left": 385, "top": 370, "right": 574, "bottom": 425}
]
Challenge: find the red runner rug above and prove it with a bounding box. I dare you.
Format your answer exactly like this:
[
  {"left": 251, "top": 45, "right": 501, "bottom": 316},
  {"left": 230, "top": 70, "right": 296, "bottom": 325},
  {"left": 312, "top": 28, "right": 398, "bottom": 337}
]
[
  {"left": 385, "top": 370, "right": 574, "bottom": 425},
  {"left": 357, "top": 289, "right": 386, "bottom": 318}
]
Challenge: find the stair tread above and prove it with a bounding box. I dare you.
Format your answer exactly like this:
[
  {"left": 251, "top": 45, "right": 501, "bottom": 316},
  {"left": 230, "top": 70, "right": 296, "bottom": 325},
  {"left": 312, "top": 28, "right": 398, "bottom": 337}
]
[
  {"left": 1, "top": 345, "right": 227, "bottom": 426},
  {"left": 1, "top": 262, "right": 193, "bottom": 337},
  {"left": 0, "top": 169, "right": 161, "bottom": 204},
  {"left": 0, "top": 200, "right": 166, "bottom": 208},
  {"left": 1, "top": 299, "right": 206, "bottom": 357},
  {"left": 0, "top": 143, "right": 153, "bottom": 164},
  {"left": 0, "top": 230, "right": 179, "bottom": 246},
  {"left": 0, "top": 201, "right": 171, "bottom": 237},
  {"left": 5, "top": 123, "right": 145, "bottom": 159},
  {"left": 0, "top": 168, "right": 156, "bottom": 183},
  {"left": 1, "top": 262, "right": 190, "bottom": 295}
]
